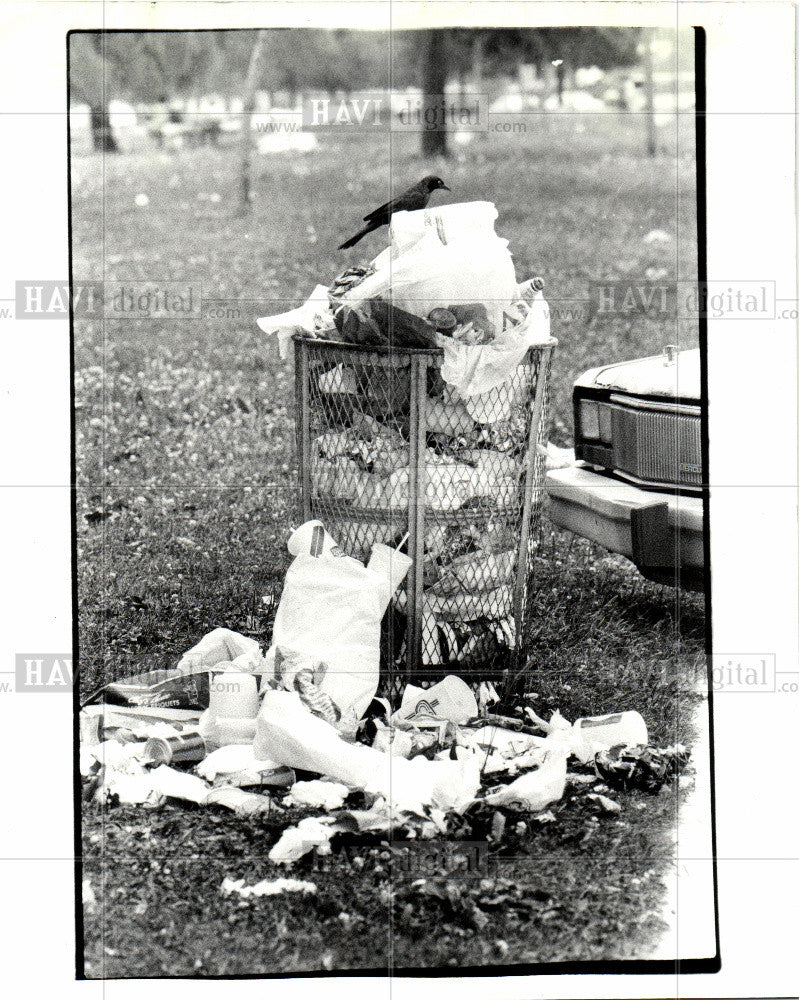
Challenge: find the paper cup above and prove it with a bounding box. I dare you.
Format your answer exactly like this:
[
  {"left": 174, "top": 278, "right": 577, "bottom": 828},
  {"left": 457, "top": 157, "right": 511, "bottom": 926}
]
[
  {"left": 287, "top": 520, "right": 342, "bottom": 558},
  {"left": 396, "top": 675, "right": 478, "bottom": 725},
  {"left": 209, "top": 670, "right": 260, "bottom": 719},
  {"left": 367, "top": 543, "right": 413, "bottom": 615}
]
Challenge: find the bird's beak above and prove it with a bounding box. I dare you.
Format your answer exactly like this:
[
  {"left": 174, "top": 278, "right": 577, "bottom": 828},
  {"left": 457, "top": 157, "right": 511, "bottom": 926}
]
[{"left": 441, "top": 184, "right": 451, "bottom": 191}]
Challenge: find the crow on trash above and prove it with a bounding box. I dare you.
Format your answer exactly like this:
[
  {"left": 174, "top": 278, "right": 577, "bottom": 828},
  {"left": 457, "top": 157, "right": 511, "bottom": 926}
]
[{"left": 338, "top": 175, "right": 450, "bottom": 250}]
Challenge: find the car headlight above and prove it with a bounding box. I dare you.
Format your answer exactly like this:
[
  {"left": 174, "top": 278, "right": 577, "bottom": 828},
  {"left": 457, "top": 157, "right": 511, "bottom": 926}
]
[{"left": 579, "top": 400, "right": 600, "bottom": 440}]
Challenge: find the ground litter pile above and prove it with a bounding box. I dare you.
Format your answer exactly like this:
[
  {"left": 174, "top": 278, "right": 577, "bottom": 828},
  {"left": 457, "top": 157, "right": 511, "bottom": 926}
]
[{"left": 81, "top": 616, "right": 690, "bottom": 869}]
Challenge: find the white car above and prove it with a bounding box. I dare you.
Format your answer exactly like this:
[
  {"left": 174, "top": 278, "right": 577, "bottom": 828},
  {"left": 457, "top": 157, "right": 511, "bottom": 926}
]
[{"left": 546, "top": 347, "right": 705, "bottom": 589}]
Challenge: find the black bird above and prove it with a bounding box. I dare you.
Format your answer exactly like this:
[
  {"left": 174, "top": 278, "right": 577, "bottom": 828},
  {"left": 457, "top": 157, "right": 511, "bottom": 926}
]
[{"left": 338, "top": 175, "right": 450, "bottom": 250}]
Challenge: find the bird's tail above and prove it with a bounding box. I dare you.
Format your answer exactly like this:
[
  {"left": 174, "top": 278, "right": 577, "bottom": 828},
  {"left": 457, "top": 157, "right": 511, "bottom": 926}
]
[{"left": 338, "top": 225, "right": 372, "bottom": 250}]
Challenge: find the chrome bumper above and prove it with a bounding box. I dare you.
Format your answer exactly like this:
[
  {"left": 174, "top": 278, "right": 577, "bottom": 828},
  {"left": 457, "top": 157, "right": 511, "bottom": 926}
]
[{"left": 546, "top": 465, "right": 705, "bottom": 588}]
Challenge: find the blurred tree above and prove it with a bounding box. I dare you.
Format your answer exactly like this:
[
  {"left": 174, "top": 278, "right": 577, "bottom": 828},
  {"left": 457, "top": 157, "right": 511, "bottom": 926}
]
[
  {"left": 485, "top": 27, "right": 641, "bottom": 76},
  {"left": 642, "top": 27, "right": 656, "bottom": 157},
  {"left": 450, "top": 27, "right": 641, "bottom": 93},
  {"left": 238, "top": 30, "right": 268, "bottom": 213},
  {"left": 69, "top": 34, "right": 120, "bottom": 152},
  {"left": 421, "top": 29, "right": 448, "bottom": 158}
]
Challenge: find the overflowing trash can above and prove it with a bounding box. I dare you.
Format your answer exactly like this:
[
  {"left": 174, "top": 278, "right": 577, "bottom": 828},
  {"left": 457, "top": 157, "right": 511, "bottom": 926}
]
[{"left": 294, "top": 334, "right": 555, "bottom": 687}]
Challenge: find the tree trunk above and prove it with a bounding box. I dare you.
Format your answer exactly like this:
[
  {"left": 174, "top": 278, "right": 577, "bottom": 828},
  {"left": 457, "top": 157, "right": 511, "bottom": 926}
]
[
  {"left": 555, "top": 62, "right": 565, "bottom": 106},
  {"left": 89, "top": 104, "right": 119, "bottom": 153},
  {"left": 643, "top": 27, "right": 657, "bottom": 157},
  {"left": 421, "top": 29, "right": 448, "bottom": 159},
  {"left": 472, "top": 34, "right": 488, "bottom": 142},
  {"left": 472, "top": 33, "right": 484, "bottom": 94},
  {"left": 238, "top": 29, "right": 268, "bottom": 215}
]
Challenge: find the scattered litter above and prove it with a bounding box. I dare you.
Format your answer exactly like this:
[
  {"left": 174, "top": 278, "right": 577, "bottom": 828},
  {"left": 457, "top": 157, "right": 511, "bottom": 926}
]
[
  {"left": 256, "top": 689, "right": 480, "bottom": 815},
  {"left": 490, "top": 811, "right": 506, "bottom": 842},
  {"left": 198, "top": 665, "right": 260, "bottom": 749},
  {"left": 269, "top": 817, "right": 337, "bottom": 864},
  {"left": 477, "top": 681, "right": 500, "bottom": 713},
  {"left": 220, "top": 876, "right": 317, "bottom": 898},
  {"left": 86, "top": 739, "right": 148, "bottom": 771},
  {"left": 83, "top": 666, "right": 210, "bottom": 712},
  {"left": 107, "top": 772, "right": 161, "bottom": 806},
  {"left": 594, "top": 744, "right": 690, "bottom": 794},
  {"left": 205, "top": 786, "right": 274, "bottom": 817},
  {"left": 81, "top": 703, "right": 201, "bottom": 732},
  {"left": 255, "top": 689, "right": 381, "bottom": 787},
  {"left": 134, "top": 193, "right": 149, "bottom": 207},
  {"left": 573, "top": 711, "right": 648, "bottom": 752},
  {"left": 285, "top": 780, "right": 349, "bottom": 811},
  {"left": 484, "top": 746, "right": 568, "bottom": 812},
  {"left": 337, "top": 802, "right": 405, "bottom": 833},
  {"left": 79, "top": 616, "right": 691, "bottom": 868},
  {"left": 394, "top": 675, "right": 478, "bottom": 726},
  {"left": 197, "top": 744, "right": 268, "bottom": 780},
  {"left": 82, "top": 880, "right": 97, "bottom": 913},
  {"left": 370, "top": 723, "right": 415, "bottom": 759},
  {"left": 143, "top": 733, "right": 207, "bottom": 766},
  {"left": 177, "top": 627, "right": 264, "bottom": 675},
  {"left": 586, "top": 793, "right": 622, "bottom": 814},
  {"left": 149, "top": 765, "right": 211, "bottom": 805},
  {"left": 522, "top": 707, "right": 647, "bottom": 764},
  {"left": 567, "top": 773, "right": 598, "bottom": 787},
  {"left": 196, "top": 744, "right": 293, "bottom": 787}
]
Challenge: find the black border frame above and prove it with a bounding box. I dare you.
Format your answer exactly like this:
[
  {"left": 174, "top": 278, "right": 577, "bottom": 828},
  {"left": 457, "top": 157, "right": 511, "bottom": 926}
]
[{"left": 68, "top": 24, "right": 719, "bottom": 982}]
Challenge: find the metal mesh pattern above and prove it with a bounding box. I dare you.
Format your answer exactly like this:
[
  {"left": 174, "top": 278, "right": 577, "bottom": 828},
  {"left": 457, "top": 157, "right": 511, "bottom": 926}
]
[{"left": 294, "top": 337, "right": 554, "bottom": 690}]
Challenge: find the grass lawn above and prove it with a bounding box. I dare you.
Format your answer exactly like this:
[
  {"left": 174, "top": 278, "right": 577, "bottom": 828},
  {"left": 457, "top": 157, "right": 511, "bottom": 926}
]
[{"left": 74, "top": 110, "right": 706, "bottom": 976}]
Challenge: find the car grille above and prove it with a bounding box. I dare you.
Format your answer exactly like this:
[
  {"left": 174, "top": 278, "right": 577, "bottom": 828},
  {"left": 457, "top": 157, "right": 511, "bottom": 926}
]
[{"left": 609, "top": 398, "right": 702, "bottom": 488}]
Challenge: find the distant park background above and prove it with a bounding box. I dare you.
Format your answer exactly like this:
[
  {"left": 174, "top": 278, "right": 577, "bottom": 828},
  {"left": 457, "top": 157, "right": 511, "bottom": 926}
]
[{"left": 69, "top": 27, "right": 695, "bottom": 166}]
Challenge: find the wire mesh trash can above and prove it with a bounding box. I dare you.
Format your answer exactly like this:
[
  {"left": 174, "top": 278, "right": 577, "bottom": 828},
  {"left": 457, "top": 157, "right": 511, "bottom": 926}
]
[{"left": 294, "top": 335, "right": 555, "bottom": 690}]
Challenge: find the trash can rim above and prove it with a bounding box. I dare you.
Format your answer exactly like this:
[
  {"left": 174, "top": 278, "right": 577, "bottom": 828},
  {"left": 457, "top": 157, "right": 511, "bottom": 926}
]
[
  {"left": 292, "top": 333, "right": 559, "bottom": 357},
  {"left": 292, "top": 333, "right": 444, "bottom": 358}
]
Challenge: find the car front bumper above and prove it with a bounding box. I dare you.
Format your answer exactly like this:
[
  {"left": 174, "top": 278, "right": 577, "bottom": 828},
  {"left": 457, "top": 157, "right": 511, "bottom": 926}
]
[{"left": 545, "top": 465, "right": 705, "bottom": 589}]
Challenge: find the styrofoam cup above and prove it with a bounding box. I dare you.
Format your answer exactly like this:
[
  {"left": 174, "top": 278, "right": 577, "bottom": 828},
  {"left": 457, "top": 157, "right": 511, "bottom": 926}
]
[
  {"left": 367, "top": 543, "right": 413, "bottom": 615},
  {"left": 209, "top": 669, "right": 260, "bottom": 719}
]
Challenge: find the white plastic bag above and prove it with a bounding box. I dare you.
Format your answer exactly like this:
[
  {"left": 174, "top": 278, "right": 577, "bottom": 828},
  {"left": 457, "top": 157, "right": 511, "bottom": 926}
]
[
  {"left": 386, "top": 200, "right": 505, "bottom": 257},
  {"left": 255, "top": 690, "right": 481, "bottom": 814},
  {"left": 484, "top": 746, "right": 568, "bottom": 811},
  {"left": 263, "top": 551, "right": 384, "bottom": 732},
  {"left": 344, "top": 201, "right": 518, "bottom": 339},
  {"left": 176, "top": 627, "right": 264, "bottom": 676}
]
